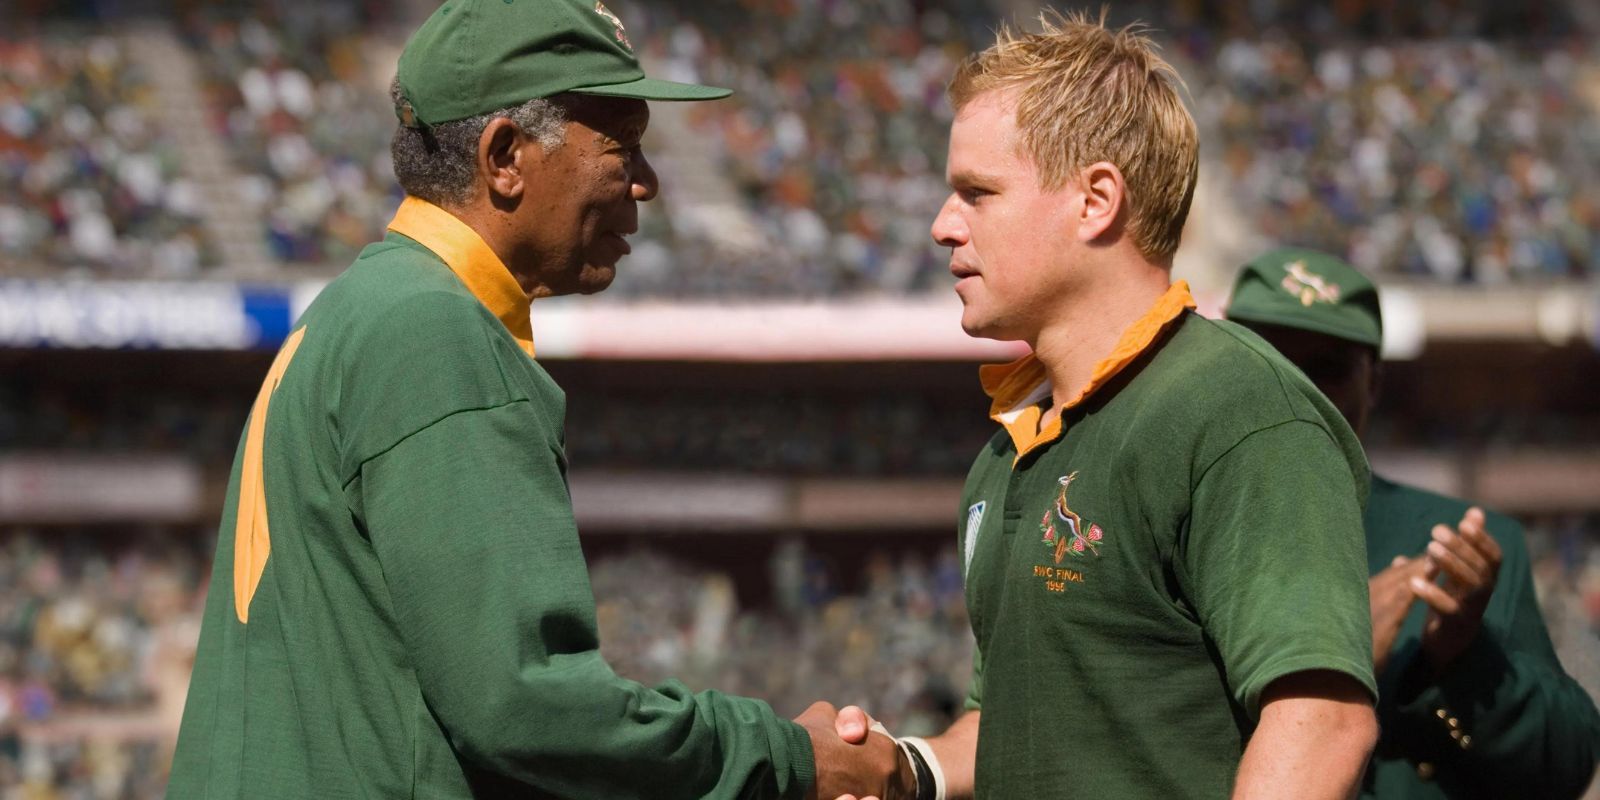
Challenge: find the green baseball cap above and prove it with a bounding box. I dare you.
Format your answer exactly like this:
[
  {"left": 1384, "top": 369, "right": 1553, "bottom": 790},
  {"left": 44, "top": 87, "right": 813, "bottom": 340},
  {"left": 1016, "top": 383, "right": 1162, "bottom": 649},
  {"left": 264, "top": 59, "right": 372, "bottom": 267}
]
[
  {"left": 395, "top": 0, "right": 731, "bottom": 129},
  {"left": 1225, "top": 247, "right": 1383, "bottom": 349}
]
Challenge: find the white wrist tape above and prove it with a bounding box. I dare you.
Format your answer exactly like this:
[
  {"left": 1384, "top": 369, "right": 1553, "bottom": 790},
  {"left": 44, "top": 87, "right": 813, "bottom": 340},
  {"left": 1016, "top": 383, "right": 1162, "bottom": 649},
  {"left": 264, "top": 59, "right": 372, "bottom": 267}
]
[{"left": 899, "top": 736, "right": 947, "bottom": 800}]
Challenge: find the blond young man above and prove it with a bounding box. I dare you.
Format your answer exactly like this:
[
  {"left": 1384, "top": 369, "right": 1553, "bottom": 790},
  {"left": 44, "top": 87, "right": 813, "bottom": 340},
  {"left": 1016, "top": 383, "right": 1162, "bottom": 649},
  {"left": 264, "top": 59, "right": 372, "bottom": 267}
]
[{"left": 837, "top": 13, "right": 1379, "bottom": 800}]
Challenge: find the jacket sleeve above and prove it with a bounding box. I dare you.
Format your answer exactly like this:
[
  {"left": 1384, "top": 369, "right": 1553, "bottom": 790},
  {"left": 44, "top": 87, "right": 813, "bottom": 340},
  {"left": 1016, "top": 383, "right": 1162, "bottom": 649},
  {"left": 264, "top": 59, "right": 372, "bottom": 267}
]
[
  {"left": 349, "top": 398, "right": 815, "bottom": 799},
  {"left": 1385, "top": 520, "right": 1600, "bottom": 798}
]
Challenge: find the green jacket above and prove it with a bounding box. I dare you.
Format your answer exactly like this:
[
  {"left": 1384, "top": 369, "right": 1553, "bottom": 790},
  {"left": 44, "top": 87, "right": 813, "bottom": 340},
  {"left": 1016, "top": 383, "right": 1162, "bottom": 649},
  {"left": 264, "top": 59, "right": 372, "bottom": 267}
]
[
  {"left": 1363, "top": 475, "right": 1600, "bottom": 798},
  {"left": 167, "top": 203, "right": 815, "bottom": 799}
]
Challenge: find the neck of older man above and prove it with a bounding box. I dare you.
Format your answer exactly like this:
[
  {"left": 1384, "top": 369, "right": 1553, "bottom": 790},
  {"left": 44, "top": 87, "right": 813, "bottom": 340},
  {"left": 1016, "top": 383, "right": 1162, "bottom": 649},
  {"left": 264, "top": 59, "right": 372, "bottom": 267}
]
[
  {"left": 439, "top": 196, "right": 549, "bottom": 301},
  {"left": 1033, "top": 247, "right": 1173, "bottom": 429}
]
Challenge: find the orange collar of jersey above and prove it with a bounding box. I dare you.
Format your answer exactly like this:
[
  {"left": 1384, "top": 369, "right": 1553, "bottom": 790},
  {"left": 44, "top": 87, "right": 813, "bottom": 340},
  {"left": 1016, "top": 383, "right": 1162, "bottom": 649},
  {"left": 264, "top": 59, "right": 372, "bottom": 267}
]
[
  {"left": 981, "top": 281, "right": 1197, "bottom": 461},
  {"left": 387, "top": 196, "right": 535, "bottom": 357}
]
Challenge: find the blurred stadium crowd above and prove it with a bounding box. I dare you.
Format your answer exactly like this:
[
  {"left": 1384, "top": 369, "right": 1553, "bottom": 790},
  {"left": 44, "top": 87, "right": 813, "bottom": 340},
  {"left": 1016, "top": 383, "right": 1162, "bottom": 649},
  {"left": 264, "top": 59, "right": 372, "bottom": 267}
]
[
  {"left": 0, "top": 530, "right": 202, "bottom": 797},
  {"left": 184, "top": 10, "right": 403, "bottom": 268},
  {"left": 2, "top": 0, "right": 1598, "bottom": 796},
  {"left": 0, "top": 35, "right": 211, "bottom": 277},
  {"left": 2, "top": 524, "right": 1598, "bottom": 796},
  {"left": 1201, "top": 38, "right": 1600, "bottom": 282},
  {"left": 1, "top": 525, "right": 1597, "bottom": 796},
  {"left": 1, "top": 0, "right": 1595, "bottom": 289}
]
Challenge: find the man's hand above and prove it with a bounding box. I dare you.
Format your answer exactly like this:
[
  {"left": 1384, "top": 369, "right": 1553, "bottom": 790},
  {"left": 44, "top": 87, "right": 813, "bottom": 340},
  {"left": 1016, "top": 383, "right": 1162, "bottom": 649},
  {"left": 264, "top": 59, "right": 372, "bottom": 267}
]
[
  {"left": 795, "top": 701, "right": 912, "bottom": 800},
  {"left": 833, "top": 705, "right": 874, "bottom": 744},
  {"left": 1409, "top": 507, "right": 1501, "bottom": 673},
  {"left": 836, "top": 705, "right": 980, "bottom": 800},
  {"left": 1369, "top": 555, "right": 1433, "bottom": 675}
]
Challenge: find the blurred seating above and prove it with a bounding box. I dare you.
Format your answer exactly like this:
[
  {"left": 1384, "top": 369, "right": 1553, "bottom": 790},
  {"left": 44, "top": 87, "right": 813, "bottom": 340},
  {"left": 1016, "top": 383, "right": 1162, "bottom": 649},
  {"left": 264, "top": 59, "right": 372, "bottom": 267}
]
[
  {"left": 0, "top": 34, "right": 212, "bottom": 277},
  {"left": 8, "top": 6, "right": 1600, "bottom": 289},
  {"left": 1192, "top": 37, "right": 1600, "bottom": 282},
  {"left": 2, "top": 524, "right": 1595, "bottom": 799},
  {"left": 598, "top": 0, "right": 993, "bottom": 297},
  {"left": 1526, "top": 517, "right": 1600, "bottom": 774},
  {"left": 189, "top": 17, "right": 402, "bottom": 267},
  {"left": 592, "top": 544, "right": 974, "bottom": 734}
]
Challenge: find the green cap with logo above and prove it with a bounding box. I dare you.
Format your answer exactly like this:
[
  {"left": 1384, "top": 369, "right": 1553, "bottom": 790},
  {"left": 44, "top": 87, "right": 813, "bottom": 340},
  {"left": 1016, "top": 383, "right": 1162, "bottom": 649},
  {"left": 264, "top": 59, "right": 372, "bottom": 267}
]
[
  {"left": 395, "top": 0, "right": 731, "bottom": 130},
  {"left": 1225, "top": 247, "right": 1383, "bottom": 349}
]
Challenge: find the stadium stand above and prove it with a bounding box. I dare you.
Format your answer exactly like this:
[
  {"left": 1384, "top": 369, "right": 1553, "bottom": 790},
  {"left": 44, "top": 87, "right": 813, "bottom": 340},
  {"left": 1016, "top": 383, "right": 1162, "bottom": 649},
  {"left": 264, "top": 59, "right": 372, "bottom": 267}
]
[
  {"left": 1, "top": 1, "right": 1598, "bottom": 796},
  {"left": 1195, "top": 37, "right": 1600, "bottom": 282},
  {"left": 1, "top": 524, "right": 1595, "bottom": 797},
  {"left": 186, "top": 15, "right": 402, "bottom": 268},
  {"left": 4, "top": 2, "right": 1599, "bottom": 292},
  {"left": 598, "top": 0, "right": 994, "bottom": 297},
  {"left": 0, "top": 34, "right": 213, "bottom": 277}
]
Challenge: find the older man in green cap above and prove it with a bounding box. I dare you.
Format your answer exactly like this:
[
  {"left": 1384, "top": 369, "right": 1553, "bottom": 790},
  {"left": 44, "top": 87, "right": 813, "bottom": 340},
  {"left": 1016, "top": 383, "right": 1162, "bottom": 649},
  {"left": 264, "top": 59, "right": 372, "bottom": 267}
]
[
  {"left": 167, "top": 2, "right": 905, "bottom": 798},
  {"left": 1226, "top": 247, "right": 1600, "bottom": 798}
]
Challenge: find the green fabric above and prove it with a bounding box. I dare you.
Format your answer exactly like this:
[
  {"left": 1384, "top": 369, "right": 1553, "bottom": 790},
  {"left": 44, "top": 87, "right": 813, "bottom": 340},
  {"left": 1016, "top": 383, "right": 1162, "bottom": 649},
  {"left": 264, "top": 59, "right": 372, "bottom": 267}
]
[
  {"left": 1361, "top": 475, "right": 1600, "bottom": 799},
  {"left": 956, "top": 312, "right": 1376, "bottom": 799},
  {"left": 167, "top": 232, "right": 813, "bottom": 799},
  {"left": 396, "top": 0, "right": 729, "bottom": 128},
  {"left": 1225, "top": 246, "right": 1383, "bottom": 349}
]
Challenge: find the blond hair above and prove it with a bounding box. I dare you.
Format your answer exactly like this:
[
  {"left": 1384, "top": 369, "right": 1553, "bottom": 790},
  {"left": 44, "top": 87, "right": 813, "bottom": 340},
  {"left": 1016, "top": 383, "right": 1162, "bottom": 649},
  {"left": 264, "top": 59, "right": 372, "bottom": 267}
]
[{"left": 949, "top": 9, "right": 1198, "bottom": 262}]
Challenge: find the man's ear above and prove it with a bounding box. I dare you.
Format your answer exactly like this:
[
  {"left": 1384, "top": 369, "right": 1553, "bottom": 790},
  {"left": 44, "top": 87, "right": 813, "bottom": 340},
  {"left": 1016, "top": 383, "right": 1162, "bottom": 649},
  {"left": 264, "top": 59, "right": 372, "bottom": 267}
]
[
  {"left": 479, "top": 117, "right": 527, "bottom": 202},
  {"left": 1077, "top": 161, "right": 1126, "bottom": 244}
]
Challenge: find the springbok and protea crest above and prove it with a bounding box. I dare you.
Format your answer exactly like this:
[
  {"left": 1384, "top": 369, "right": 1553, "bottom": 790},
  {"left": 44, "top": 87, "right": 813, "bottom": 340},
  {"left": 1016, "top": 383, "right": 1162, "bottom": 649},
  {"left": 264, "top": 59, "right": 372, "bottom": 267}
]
[
  {"left": 1280, "top": 261, "right": 1341, "bottom": 307},
  {"left": 1039, "top": 471, "right": 1104, "bottom": 563},
  {"left": 594, "top": 2, "right": 632, "bottom": 51}
]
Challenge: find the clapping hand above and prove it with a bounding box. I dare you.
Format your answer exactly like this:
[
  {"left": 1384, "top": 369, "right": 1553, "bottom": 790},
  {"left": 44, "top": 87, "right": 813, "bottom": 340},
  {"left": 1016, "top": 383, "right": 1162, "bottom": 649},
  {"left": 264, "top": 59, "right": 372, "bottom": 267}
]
[
  {"left": 1409, "top": 507, "right": 1502, "bottom": 673},
  {"left": 1369, "top": 555, "right": 1434, "bottom": 675}
]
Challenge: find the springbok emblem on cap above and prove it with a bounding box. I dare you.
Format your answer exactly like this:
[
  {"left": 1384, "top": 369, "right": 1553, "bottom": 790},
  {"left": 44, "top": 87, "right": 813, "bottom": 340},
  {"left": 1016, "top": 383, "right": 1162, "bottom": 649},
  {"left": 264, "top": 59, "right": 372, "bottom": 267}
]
[
  {"left": 1281, "top": 261, "right": 1341, "bottom": 307},
  {"left": 594, "top": 2, "right": 632, "bottom": 51}
]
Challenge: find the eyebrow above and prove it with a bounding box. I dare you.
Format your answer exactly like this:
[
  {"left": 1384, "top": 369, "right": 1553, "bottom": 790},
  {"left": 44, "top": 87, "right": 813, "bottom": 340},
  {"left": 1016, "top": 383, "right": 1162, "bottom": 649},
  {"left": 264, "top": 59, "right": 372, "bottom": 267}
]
[
  {"left": 599, "top": 120, "right": 648, "bottom": 146},
  {"left": 595, "top": 129, "right": 644, "bottom": 149},
  {"left": 947, "top": 170, "right": 1004, "bottom": 189}
]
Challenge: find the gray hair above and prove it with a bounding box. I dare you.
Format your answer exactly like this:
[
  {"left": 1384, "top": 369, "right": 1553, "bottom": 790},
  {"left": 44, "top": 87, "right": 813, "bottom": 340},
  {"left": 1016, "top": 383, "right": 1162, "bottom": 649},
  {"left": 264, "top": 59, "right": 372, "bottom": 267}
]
[{"left": 389, "top": 78, "right": 573, "bottom": 207}]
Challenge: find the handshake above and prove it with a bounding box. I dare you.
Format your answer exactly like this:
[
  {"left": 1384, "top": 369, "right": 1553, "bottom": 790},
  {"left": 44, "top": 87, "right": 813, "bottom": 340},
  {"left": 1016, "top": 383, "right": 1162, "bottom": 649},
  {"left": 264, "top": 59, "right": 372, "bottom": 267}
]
[{"left": 794, "top": 702, "right": 946, "bottom": 800}]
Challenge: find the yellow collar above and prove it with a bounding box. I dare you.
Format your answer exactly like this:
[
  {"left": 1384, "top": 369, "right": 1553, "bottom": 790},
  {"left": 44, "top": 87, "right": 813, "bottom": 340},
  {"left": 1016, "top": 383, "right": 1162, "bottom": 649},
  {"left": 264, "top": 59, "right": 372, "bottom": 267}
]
[
  {"left": 981, "top": 280, "right": 1196, "bottom": 461},
  {"left": 387, "top": 197, "right": 535, "bottom": 357}
]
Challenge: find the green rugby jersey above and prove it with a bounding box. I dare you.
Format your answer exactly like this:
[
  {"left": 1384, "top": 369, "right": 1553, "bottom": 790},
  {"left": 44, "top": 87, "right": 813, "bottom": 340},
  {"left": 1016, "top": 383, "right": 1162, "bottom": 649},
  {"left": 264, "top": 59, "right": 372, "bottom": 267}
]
[
  {"left": 168, "top": 198, "right": 814, "bottom": 799},
  {"left": 1361, "top": 476, "right": 1600, "bottom": 799},
  {"left": 957, "top": 283, "right": 1376, "bottom": 798}
]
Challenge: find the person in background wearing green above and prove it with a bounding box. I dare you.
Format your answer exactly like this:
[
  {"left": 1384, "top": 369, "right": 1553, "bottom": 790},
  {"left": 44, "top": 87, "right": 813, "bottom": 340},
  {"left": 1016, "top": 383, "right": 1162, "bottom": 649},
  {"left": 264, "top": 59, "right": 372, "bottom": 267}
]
[
  {"left": 166, "top": 1, "right": 907, "bottom": 797},
  {"left": 1226, "top": 247, "right": 1600, "bottom": 798}
]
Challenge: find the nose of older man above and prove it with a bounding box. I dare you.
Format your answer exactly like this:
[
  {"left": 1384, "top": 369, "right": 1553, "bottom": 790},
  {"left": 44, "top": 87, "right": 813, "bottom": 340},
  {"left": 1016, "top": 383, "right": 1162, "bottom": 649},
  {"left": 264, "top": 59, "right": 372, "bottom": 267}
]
[{"left": 631, "top": 149, "right": 659, "bottom": 202}]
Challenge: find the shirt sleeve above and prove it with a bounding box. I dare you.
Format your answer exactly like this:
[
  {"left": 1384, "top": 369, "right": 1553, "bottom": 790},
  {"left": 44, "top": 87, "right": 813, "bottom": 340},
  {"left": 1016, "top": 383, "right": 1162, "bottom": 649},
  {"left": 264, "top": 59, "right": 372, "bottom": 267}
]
[
  {"left": 1385, "top": 519, "right": 1600, "bottom": 797},
  {"left": 1179, "top": 419, "right": 1377, "bottom": 719},
  {"left": 349, "top": 398, "right": 814, "bottom": 799},
  {"left": 963, "top": 645, "right": 984, "bottom": 712},
  {"left": 957, "top": 488, "right": 985, "bottom": 713}
]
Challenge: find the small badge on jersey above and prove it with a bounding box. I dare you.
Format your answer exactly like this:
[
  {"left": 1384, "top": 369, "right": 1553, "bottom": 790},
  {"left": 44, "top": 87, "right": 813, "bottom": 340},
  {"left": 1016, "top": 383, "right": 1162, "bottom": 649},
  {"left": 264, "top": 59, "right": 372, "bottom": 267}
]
[
  {"left": 1038, "top": 471, "right": 1104, "bottom": 563},
  {"left": 964, "top": 501, "right": 986, "bottom": 573}
]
